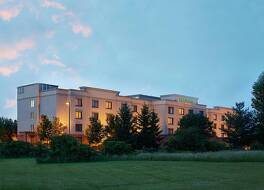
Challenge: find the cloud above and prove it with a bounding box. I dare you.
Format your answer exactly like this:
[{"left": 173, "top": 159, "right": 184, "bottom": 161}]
[
  {"left": 71, "top": 22, "right": 92, "bottom": 38},
  {"left": 45, "top": 30, "right": 55, "bottom": 39},
  {"left": 42, "top": 0, "right": 65, "bottom": 10},
  {"left": 0, "top": 64, "right": 21, "bottom": 76},
  {"left": 40, "top": 55, "right": 65, "bottom": 67},
  {"left": 4, "top": 98, "right": 16, "bottom": 109},
  {"left": 0, "top": 39, "right": 35, "bottom": 61},
  {"left": 0, "top": 6, "right": 22, "bottom": 21}
]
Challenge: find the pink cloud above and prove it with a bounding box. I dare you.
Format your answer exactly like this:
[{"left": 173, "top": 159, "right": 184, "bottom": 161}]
[
  {"left": 71, "top": 22, "right": 92, "bottom": 38},
  {"left": 0, "top": 6, "right": 21, "bottom": 21},
  {"left": 4, "top": 98, "right": 16, "bottom": 109},
  {"left": 40, "top": 55, "right": 65, "bottom": 67},
  {"left": 0, "top": 39, "right": 35, "bottom": 60},
  {"left": 0, "top": 64, "right": 20, "bottom": 76},
  {"left": 42, "top": 0, "right": 65, "bottom": 10}
]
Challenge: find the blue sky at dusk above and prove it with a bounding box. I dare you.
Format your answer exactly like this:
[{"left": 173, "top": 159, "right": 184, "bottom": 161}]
[{"left": 0, "top": 0, "right": 264, "bottom": 119}]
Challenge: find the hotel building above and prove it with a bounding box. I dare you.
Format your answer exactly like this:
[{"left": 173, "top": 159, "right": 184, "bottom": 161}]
[{"left": 17, "top": 83, "right": 232, "bottom": 143}]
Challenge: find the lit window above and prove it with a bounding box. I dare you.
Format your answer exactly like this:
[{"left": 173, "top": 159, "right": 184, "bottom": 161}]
[
  {"left": 92, "top": 100, "right": 99, "bottom": 108},
  {"left": 168, "top": 117, "right": 174, "bottom": 125},
  {"left": 76, "top": 98, "right": 82, "bottom": 107},
  {"left": 168, "top": 128, "right": 174, "bottom": 135},
  {"left": 168, "top": 107, "right": 174, "bottom": 114},
  {"left": 132, "top": 105, "right": 137, "bottom": 112},
  {"left": 92, "top": 112, "right": 99, "bottom": 120},
  {"left": 30, "top": 99, "right": 35, "bottom": 108},
  {"left": 105, "top": 101, "right": 112, "bottom": 109},
  {"left": 75, "top": 124, "right": 83, "bottom": 132},
  {"left": 178, "top": 108, "right": 184, "bottom": 115},
  {"left": 75, "top": 111, "right": 82, "bottom": 119}
]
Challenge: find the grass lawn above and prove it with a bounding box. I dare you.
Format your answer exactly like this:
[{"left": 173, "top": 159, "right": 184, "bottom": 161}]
[{"left": 0, "top": 159, "right": 264, "bottom": 190}]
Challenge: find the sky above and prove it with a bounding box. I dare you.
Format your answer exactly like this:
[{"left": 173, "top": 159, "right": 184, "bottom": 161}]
[{"left": 0, "top": 0, "right": 264, "bottom": 119}]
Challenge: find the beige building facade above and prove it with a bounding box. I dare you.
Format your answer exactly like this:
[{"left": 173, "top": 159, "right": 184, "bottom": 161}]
[{"left": 17, "top": 83, "right": 232, "bottom": 143}]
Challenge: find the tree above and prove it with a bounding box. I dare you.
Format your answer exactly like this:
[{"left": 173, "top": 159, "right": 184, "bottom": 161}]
[
  {"left": 222, "top": 102, "right": 256, "bottom": 148},
  {"left": 85, "top": 117, "right": 105, "bottom": 145},
  {"left": 114, "top": 104, "right": 137, "bottom": 144},
  {"left": 136, "top": 104, "right": 162, "bottom": 149},
  {"left": 252, "top": 72, "right": 264, "bottom": 144},
  {"left": 105, "top": 114, "right": 118, "bottom": 139},
  {"left": 168, "top": 113, "right": 215, "bottom": 151},
  {"left": 37, "top": 115, "right": 66, "bottom": 142},
  {"left": 0, "top": 117, "right": 17, "bottom": 142}
]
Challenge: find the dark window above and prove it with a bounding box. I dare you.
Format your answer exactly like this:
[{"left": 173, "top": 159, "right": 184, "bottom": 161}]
[
  {"left": 213, "top": 123, "right": 217, "bottom": 129},
  {"left": 221, "top": 124, "right": 225, "bottom": 130},
  {"left": 30, "top": 112, "right": 35, "bottom": 120},
  {"left": 168, "top": 128, "right": 174, "bottom": 135},
  {"left": 132, "top": 105, "right": 137, "bottom": 112},
  {"left": 92, "top": 112, "right": 99, "bottom": 120},
  {"left": 18, "top": 87, "right": 24, "bottom": 94},
  {"left": 92, "top": 100, "right": 99, "bottom": 108},
  {"left": 221, "top": 115, "right": 225, "bottom": 121},
  {"left": 189, "top": 109, "right": 194, "bottom": 114},
  {"left": 106, "top": 113, "right": 113, "bottom": 121},
  {"left": 76, "top": 98, "right": 82, "bottom": 107},
  {"left": 105, "top": 101, "right": 112, "bottom": 109},
  {"left": 75, "top": 124, "right": 83, "bottom": 132},
  {"left": 75, "top": 111, "right": 82, "bottom": 119},
  {"left": 200, "top": 111, "right": 204, "bottom": 115},
  {"left": 121, "top": 103, "right": 127, "bottom": 108},
  {"left": 168, "top": 107, "right": 174, "bottom": 114},
  {"left": 168, "top": 117, "right": 174, "bottom": 125}
]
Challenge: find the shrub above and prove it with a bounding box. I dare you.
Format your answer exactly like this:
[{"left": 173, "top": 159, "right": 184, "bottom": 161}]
[
  {"left": 102, "top": 141, "right": 133, "bottom": 155},
  {"left": 37, "top": 135, "right": 97, "bottom": 163},
  {"left": 205, "top": 140, "right": 228, "bottom": 151},
  {"left": 33, "top": 143, "right": 50, "bottom": 158},
  {"left": 251, "top": 141, "right": 264, "bottom": 150},
  {"left": 0, "top": 141, "right": 34, "bottom": 158}
]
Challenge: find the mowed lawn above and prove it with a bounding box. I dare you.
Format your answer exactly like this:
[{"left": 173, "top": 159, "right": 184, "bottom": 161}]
[{"left": 0, "top": 159, "right": 264, "bottom": 190}]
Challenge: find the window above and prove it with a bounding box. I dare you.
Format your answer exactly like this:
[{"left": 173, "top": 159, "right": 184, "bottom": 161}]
[
  {"left": 30, "top": 112, "right": 35, "bottom": 120},
  {"left": 221, "top": 124, "right": 225, "bottom": 130},
  {"left": 30, "top": 124, "right": 34, "bottom": 132},
  {"left": 92, "top": 112, "right": 99, "bottom": 120},
  {"left": 106, "top": 113, "right": 113, "bottom": 121},
  {"left": 213, "top": 123, "right": 217, "bottom": 129},
  {"left": 105, "top": 101, "right": 112, "bottom": 109},
  {"left": 168, "top": 117, "right": 174, "bottom": 125},
  {"left": 75, "top": 124, "right": 83, "bottom": 132},
  {"left": 92, "top": 100, "right": 99, "bottom": 108},
  {"left": 213, "top": 114, "right": 217, "bottom": 121},
  {"left": 221, "top": 115, "right": 225, "bottom": 121},
  {"left": 168, "top": 128, "right": 174, "bottom": 135},
  {"left": 121, "top": 103, "right": 127, "bottom": 108},
  {"left": 132, "top": 105, "right": 137, "bottom": 112},
  {"left": 178, "top": 108, "right": 184, "bottom": 115},
  {"left": 75, "top": 111, "right": 82, "bottom": 119},
  {"left": 30, "top": 99, "right": 35, "bottom": 108},
  {"left": 200, "top": 111, "right": 204, "bottom": 115},
  {"left": 168, "top": 107, "right": 174, "bottom": 114},
  {"left": 18, "top": 87, "right": 24, "bottom": 94},
  {"left": 189, "top": 109, "right": 194, "bottom": 114},
  {"left": 76, "top": 98, "right": 82, "bottom": 107}
]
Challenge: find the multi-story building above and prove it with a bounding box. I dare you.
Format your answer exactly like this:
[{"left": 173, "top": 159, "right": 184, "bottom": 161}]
[{"left": 17, "top": 83, "right": 232, "bottom": 143}]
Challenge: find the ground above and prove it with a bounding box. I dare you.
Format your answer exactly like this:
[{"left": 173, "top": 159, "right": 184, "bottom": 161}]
[{"left": 0, "top": 159, "right": 264, "bottom": 190}]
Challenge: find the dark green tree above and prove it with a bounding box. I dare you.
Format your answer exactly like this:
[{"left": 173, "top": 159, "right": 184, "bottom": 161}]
[
  {"left": 105, "top": 114, "right": 118, "bottom": 139},
  {"left": 252, "top": 72, "right": 264, "bottom": 144},
  {"left": 222, "top": 102, "right": 256, "bottom": 148},
  {"left": 0, "top": 117, "right": 17, "bottom": 142},
  {"left": 85, "top": 117, "right": 105, "bottom": 145},
  {"left": 115, "top": 104, "right": 136, "bottom": 144},
  {"left": 136, "top": 104, "right": 162, "bottom": 149}
]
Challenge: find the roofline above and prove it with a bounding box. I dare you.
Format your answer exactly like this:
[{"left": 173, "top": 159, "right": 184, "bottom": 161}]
[
  {"left": 17, "top": 83, "right": 59, "bottom": 88},
  {"left": 79, "top": 86, "right": 120, "bottom": 94},
  {"left": 160, "top": 94, "right": 199, "bottom": 100}
]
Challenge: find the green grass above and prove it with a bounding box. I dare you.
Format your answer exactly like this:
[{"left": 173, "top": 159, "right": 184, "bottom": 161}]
[{"left": 1, "top": 158, "right": 264, "bottom": 190}]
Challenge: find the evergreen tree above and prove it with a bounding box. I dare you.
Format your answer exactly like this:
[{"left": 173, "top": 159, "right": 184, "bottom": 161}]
[
  {"left": 252, "top": 72, "right": 264, "bottom": 144},
  {"left": 0, "top": 117, "right": 17, "bottom": 142},
  {"left": 115, "top": 104, "right": 136, "bottom": 144},
  {"left": 149, "top": 111, "right": 162, "bottom": 148},
  {"left": 105, "top": 114, "right": 118, "bottom": 139},
  {"left": 85, "top": 117, "right": 105, "bottom": 145},
  {"left": 222, "top": 102, "right": 256, "bottom": 148},
  {"left": 51, "top": 117, "right": 66, "bottom": 136}
]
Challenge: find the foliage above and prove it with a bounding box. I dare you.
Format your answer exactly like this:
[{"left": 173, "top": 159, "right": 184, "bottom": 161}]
[
  {"left": 136, "top": 104, "right": 162, "bottom": 149},
  {"left": 102, "top": 141, "right": 133, "bottom": 155},
  {"left": 85, "top": 117, "right": 105, "bottom": 145},
  {"left": 0, "top": 141, "right": 34, "bottom": 158},
  {"left": 37, "top": 135, "right": 97, "bottom": 163},
  {"left": 37, "top": 115, "right": 66, "bottom": 142},
  {"left": 222, "top": 102, "right": 256, "bottom": 148},
  {"left": 167, "top": 113, "right": 215, "bottom": 151},
  {"left": 251, "top": 141, "right": 264, "bottom": 150},
  {"left": 252, "top": 72, "right": 264, "bottom": 144},
  {"left": 0, "top": 117, "right": 17, "bottom": 142}
]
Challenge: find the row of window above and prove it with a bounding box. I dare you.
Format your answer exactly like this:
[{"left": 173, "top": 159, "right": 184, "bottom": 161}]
[
  {"left": 212, "top": 114, "right": 225, "bottom": 121},
  {"left": 168, "top": 107, "right": 204, "bottom": 116}
]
